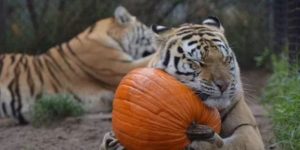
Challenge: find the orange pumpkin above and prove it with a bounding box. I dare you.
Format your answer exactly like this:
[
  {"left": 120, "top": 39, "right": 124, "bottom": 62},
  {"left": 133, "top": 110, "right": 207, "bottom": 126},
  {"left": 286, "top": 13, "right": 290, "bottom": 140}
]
[{"left": 112, "top": 68, "right": 221, "bottom": 150}]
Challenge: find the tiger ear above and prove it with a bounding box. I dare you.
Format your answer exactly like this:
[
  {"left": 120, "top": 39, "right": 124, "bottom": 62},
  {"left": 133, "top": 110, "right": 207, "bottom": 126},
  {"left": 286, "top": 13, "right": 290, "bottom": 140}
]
[
  {"left": 151, "top": 24, "right": 170, "bottom": 34},
  {"left": 114, "top": 6, "right": 134, "bottom": 26},
  {"left": 202, "top": 16, "right": 224, "bottom": 33}
]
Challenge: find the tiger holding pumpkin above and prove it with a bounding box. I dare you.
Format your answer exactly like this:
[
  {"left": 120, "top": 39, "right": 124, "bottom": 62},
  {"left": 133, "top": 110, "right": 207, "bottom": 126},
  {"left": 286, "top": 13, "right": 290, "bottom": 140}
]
[
  {"left": 101, "top": 17, "right": 265, "bottom": 149},
  {"left": 0, "top": 6, "right": 156, "bottom": 124}
]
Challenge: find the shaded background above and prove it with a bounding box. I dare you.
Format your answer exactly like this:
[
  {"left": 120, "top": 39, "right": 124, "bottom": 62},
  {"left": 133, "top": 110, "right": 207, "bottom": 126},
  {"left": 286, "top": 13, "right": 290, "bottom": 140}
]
[
  {"left": 0, "top": 1, "right": 300, "bottom": 149},
  {"left": 0, "top": 0, "right": 269, "bottom": 68}
]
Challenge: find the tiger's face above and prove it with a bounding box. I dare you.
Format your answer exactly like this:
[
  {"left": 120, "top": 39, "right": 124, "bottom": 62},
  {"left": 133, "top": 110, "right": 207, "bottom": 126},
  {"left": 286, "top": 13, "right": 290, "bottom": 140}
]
[
  {"left": 111, "top": 6, "right": 156, "bottom": 59},
  {"left": 150, "top": 17, "right": 242, "bottom": 110}
]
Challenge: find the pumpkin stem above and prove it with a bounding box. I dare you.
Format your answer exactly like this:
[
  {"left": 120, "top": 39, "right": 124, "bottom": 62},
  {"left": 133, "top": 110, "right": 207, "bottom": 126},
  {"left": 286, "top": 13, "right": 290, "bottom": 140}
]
[{"left": 187, "top": 123, "right": 224, "bottom": 148}]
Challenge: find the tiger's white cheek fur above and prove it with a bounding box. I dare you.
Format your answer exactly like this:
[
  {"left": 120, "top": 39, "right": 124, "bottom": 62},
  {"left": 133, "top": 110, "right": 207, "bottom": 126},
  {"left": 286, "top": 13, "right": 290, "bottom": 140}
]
[{"left": 205, "top": 62, "right": 241, "bottom": 110}]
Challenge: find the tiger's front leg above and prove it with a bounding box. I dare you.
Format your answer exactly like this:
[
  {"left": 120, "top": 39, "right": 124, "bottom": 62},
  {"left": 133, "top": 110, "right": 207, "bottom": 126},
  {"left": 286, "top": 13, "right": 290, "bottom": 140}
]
[
  {"left": 100, "top": 124, "right": 223, "bottom": 150},
  {"left": 189, "top": 125, "right": 265, "bottom": 150}
]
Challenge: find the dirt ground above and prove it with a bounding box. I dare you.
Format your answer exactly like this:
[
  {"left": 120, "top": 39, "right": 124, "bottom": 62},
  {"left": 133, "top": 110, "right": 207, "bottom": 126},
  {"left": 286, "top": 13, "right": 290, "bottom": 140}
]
[{"left": 0, "top": 69, "right": 276, "bottom": 150}]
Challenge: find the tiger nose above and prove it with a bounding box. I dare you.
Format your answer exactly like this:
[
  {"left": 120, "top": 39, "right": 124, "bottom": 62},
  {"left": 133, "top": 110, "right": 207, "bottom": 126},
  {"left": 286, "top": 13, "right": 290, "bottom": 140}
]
[{"left": 215, "top": 80, "right": 229, "bottom": 93}]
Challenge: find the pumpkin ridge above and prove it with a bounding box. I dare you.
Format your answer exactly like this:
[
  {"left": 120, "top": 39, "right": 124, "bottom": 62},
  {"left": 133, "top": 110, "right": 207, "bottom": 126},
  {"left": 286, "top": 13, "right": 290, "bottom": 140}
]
[
  {"left": 113, "top": 115, "right": 186, "bottom": 139},
  {"left": 113, "top": 111, "right": 186, "bottom": 135},
  {"left": 118, "top": 80, "right": 192, "bottom": 127},
  {"left": 113, "top": 100, "right": 185, "bottom": 131},
  {"left": 122, "top": 73, "right": 195, "bottom": 124},
  {"left": 114, "top": 96, "right": 188, "bottom": 129},
  {"left": 145, "top": 72, "right": 196, "bottom": 122},
  {"left": 114, "top": 127, "right": 189, "bottom": 147}
]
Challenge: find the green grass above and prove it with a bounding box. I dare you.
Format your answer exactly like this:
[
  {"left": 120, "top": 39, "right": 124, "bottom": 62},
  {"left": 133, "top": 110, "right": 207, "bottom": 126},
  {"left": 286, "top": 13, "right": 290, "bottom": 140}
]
[
  {"left": 32, "top": 94, "right": 84, "bottom": 127},
  {"left": 262, "top": 56, "right": 300, "bottom": 149}
]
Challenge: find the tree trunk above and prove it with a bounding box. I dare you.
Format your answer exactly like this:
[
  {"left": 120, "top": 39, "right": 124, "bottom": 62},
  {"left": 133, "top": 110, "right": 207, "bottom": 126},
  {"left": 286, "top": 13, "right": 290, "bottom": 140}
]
[
  {"left": 273, "top": 0, "right": 287, "bottom": 54},
  {"left": 287, "top": 0, "right": 300, "bottom": 70},
  {"left": 0, "top": 0, "right": 6, "bottom": 52}
]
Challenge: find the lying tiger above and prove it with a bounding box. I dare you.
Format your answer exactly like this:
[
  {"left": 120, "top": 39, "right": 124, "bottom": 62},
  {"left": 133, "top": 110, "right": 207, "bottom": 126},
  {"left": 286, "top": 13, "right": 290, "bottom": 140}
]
[
  {"left": 0, "top": 6, "right": 156, "bottom": 124},
  {"left": 101, "top": 17, "right": 265, "bottom": 149}
]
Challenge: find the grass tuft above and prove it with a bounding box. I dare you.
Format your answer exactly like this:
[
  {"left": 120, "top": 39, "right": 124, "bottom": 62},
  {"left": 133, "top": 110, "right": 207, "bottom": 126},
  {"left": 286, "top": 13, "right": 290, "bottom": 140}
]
[
  {"left": 31, "top": 94, "right": 84, "bottom": 127},
  {"left": 262, "top": 55, "right": 300, "bottom": 150}
]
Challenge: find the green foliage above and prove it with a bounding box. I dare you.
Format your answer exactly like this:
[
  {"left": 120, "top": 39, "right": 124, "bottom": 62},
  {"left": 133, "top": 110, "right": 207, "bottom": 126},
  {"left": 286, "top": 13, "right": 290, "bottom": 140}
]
[
  {"left": 262, "top": 56, "right": 300, "bottom": 149},
  {"left": 254, "top": 48, "right": 272, "bottom": 68},
  {"left": 3, "top": 0, "right": 120, "bottom": 54},
  {"left": 1, "top": 0, "right": 269, "bottom": 68},
  {"left": 216, "top": 0, "right": 268, "bottom": 69},
  {"left": 32, "top": 94, "right": 84, "bottom": 127}
]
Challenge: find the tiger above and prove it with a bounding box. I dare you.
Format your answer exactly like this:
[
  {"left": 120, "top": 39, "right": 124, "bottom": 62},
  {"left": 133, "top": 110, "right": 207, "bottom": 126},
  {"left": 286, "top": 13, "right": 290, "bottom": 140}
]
[
  {"left": 100, "top": 17, "right": 265, "bottom": 150},
  {"left": 0, "top": 6, "right": 156, "bottom": 125}
]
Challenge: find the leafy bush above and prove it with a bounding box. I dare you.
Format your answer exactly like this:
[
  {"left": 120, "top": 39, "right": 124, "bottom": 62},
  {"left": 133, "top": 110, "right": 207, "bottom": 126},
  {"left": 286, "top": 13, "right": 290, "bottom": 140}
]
[
  {"left": 126, "top": 0, "right": 269, "bottom": 68},
  {"left": 262, "top": 56, "right": 300, "bottom": 150},
  {"left": 32, "top": 94, "right": 84, "bottom": 127},
  {"left": 2, "top": 0, "right": 120, "bottom": 54},
  {"left": 1, "top": 0, "right": 269, "bottom": 68}
]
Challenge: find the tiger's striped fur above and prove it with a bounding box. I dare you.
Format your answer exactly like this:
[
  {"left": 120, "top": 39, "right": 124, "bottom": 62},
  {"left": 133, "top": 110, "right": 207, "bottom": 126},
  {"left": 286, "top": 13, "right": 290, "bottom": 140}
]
[
  {"left": 101, "top": 17, "right": 264, "bottom": 149},
  {"left": 0, "top": 6, "right": 156, "bottom": 124},
  {"left": 149, "top": 19, "right": 264, "bottom": 149},
  {"left": 149, "top": 21, "right": 239, "bottom": 110}
]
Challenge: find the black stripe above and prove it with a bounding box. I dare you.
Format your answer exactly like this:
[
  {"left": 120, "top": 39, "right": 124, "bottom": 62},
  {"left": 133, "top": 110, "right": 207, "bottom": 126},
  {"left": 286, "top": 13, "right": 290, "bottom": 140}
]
[
  {"left": 221, "top": 100, "right": 240, "bottom": 122},
  {"left": 23, "top": 56, "right": 28, "bottom": 70},
  {"left": 0, "top": 55, "right": 4, "bottom": 75},
  {"left": 45, "top": 51, "right": 70, "bottom": 81},
  {"left": 67, "top": 91, "right": 82, "bottom": 102},
  {"left": 14, "top": 67, "right": 28, "bottom": 124},
  {"left": 166, "top": 40, "right": 176, "bottom": 51},
  {"left": 188, "top": 40, "right": 198, "bottom": 46},
  {"left": 197, "top": 33, "right": 204, "bottom": 37},
  {"left": 66, "top": 43, "right": 81, "bottom": 61},
  {"left": 163, "top": 50, "right": 170, "bottom": 67},
  {"left": 35, "top": 57, "right": 44, "bottom": 69},
  {"left": 174, "top": 56, "right": 180, "bottom": 70},
  {"left": 177, "top": 47, "right": 184, "bottom": 53},
  {"left": 45, "top": 52, "right": 64, "bottom": 72},
  {"left": 175, "top": 70, "right": 194, "bottom": 76},
  {"left": 182, "top": 34, "right": 193, "bottom": 41},
  {"left": 15, "top": 56, "right": 24, "bottom": 71},
  {"left": 57, "top": 44, "right": 77, "bottom": 73},
  {"left": 26, "top": 59, "right": 35, "bottom": 96},
  {"left": 65, "top": 42, "right": 95, "bottom": 71},
  {"left": 218, "top": 44, "right": 229, "bottom": 55},
  {"left": 10, "top": 55, "right": 15, "bottom": 65},
  {"left": 75, "top": 36, "right": 83, "bottom": 44},
  {"left": 204, "top": 32, "right": 215, "bottom": 37},
  {"left": 176, "top": 30, "right": 193, "bottom": 36},
  {"left": 7, "top": 56, "right": 23, "bottom": 118},
  {"left": 65, "top": 43, "right": 113, "bottom": 89},
  {"left": 43, "top": 58, "right": 63, "bottom": 89},
  {"left": 33, "top": 57, "right": 44, "bottom": 85},
  {"left": 191, "top": 48, "right": 196, "bottom": 54},
  {"left": 2, "top": 102, "right": 8, "bottom": 117},
  {"left": 8, "top": 78, "right": 16, "bottom": 118},
  {"left": 88, "top": 23, "right": 96, "bottom": 33},
  {"left": 211, "top": 38, "right": 221, "bottom": 42}
]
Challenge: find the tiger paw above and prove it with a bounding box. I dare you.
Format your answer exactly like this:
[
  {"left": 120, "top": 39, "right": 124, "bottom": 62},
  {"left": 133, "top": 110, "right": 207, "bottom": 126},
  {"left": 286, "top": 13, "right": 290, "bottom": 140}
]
[
  {"left": 100, "top": 131, "right": 125, "bottom": 150},
  {"left": 187, "top": 123, "right": 224, "bottom": 148}
]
